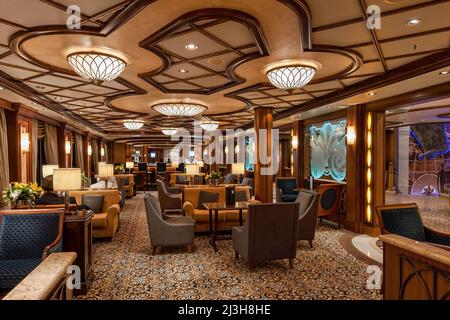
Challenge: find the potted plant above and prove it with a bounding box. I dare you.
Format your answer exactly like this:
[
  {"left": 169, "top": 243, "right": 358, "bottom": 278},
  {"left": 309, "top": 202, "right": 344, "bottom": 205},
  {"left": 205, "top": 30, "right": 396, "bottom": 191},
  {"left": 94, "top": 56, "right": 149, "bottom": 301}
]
[
  {"left": 206, "top": 171, "right": 221, "bottom": 187},
  {"left": 2, "top": 182, "right": 44, "bottom": 209},
  {"left": 115, "top": 164, "right": 125, "bottom": 174}
]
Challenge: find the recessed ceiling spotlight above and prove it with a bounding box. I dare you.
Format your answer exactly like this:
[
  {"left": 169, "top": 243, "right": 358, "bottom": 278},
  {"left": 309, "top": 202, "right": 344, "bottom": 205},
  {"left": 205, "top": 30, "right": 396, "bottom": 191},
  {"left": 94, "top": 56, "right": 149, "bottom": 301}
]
[
  {"left": 178, "top": 69, "right": 189, "bottom": 74},
  {"left": 185, "top": 42, "right": 198, "bottom": 50},
  {"left": 368, "top": 92, "right": 377, "bottom": 96},
  {"left": 405, "top": 18, "right": 422, "bottom": 26},
  {"left": 0, "top": 86, "right": 4, "bottom": 90},
  {"left": 439, "top": 70, "right": 449, "bottom": 75},
  {"left": 54, "top": 96, "right": 62, "bottom": 100}
]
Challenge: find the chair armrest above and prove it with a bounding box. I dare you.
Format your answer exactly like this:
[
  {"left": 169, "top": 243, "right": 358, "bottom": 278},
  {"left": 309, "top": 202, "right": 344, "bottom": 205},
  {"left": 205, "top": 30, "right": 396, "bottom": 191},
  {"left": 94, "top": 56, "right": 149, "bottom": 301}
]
[
  {"left": 424, "top": 226, "right": 450, "bottom": 246},
  {"left": 107, "top": 204, "right": 121, "bottom": 220},
  {"left": 43, "top": 236, "right": 63, "bottom": 260},
  {"left": 183, "top": 201, "right": 195, "bottom": 217},
  {"left": 248, "top": 199, "right": 261, "bottom": 205},
  {"left": 167, "top": 186, "right": 182, "bottom": 194}
]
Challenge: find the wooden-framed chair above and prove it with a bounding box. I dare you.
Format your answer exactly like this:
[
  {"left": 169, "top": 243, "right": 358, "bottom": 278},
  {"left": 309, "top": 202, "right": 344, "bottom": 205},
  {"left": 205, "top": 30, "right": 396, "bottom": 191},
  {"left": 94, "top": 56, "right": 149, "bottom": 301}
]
[{"left": 375, "top": 203, "right": 450, "bottom": 249}]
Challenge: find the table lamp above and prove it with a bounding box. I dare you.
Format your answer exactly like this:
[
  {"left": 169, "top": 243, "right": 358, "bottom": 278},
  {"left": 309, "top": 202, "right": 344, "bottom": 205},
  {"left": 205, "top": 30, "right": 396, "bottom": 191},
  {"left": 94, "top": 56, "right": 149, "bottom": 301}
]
[
  {"left": 126, "top": 162, "right": 134, "bottom": 174},
  {"left": 185, "top": 164, "right": 200, "bottom": 185},
  {"left": 232, "top": 163, "right": 245, "bottom": 184},
  {"left": 42, "top": 165, "right": 59, "bottom": 178},
  {"left": 53, "top": 168, "right": 81, "bottom": 214},
  {"left": 98, "top": 163, "right": 114, "bottom": 189}
]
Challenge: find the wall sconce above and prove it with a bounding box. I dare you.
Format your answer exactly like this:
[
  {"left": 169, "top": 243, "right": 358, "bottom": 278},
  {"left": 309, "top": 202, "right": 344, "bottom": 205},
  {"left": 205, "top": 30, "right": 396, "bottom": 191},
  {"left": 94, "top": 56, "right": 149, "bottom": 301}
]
[
  {"left": 347, "top": 126, "right": 356, "bottom": 145},
  {"left": 224, "top": 146, "right": 229, "bottom": 154},
  {"left": 291, "top": 135, "right": 298, "bottom": 149},
  {"left": 87, "top": 144, "right": 92, "bottom": 156},
  {"left": 101, "top": 147, "right": 105, "bottom": 157},
  {"left": 21, "top": 131, "right": 30, "bottom": 152},
  {"left": 65, "top": 140, "right": 71, "bottom": 155},
  {"left": 235, "top": 145, "right": 240, "bottom": 154}
]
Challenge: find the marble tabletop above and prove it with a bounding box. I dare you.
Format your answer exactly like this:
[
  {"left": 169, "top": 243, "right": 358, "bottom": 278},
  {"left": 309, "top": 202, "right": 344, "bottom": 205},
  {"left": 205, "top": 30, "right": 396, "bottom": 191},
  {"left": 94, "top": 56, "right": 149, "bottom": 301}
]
[{"left": 3, "top": 252, "right": 77, "bottom": 300}]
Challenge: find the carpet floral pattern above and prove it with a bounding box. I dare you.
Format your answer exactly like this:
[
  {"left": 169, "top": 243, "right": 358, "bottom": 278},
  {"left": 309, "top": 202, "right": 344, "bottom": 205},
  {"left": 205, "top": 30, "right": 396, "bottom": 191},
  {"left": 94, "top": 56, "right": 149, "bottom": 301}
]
[{"left": 77, "top": 194, "right": 382, "bottom": 300}]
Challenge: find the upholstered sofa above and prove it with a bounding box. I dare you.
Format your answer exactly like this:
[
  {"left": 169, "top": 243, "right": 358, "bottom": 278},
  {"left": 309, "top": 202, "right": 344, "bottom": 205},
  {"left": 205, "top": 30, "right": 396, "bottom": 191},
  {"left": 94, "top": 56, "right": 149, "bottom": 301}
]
[
  {"left": 69, "top": 190, "right": 121, "bottom": 239},
  {"left": 115, "top": 174, "right": 135, "bottom": 198},
  {"left": 183, "top": 186, "right": 253, "bottom": 232},
  {"left": 169, "top": 173, "right": 206, "bottom": 186}
]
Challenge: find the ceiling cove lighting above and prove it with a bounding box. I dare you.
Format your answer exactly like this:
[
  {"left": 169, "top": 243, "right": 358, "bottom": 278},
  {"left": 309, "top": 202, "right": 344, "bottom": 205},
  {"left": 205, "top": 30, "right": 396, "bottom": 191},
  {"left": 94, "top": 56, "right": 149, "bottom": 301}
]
[
  {"left": 200, "top": 121, "right": 220, "bottom": 131},
  {"left": 265, "top": 63, "right": 316, "bottom": 90},
  {"left": 152, "top": 103, "right": 207, "bottom": 117},
  {"left": 67, "top": 52, "right": 126, "bottom": 84},
  {"left": 161, "top": 128, "right": 178, "bottom": 136},
  {"left": 123, "top": 120, "right": 144, "bottom": 130}
]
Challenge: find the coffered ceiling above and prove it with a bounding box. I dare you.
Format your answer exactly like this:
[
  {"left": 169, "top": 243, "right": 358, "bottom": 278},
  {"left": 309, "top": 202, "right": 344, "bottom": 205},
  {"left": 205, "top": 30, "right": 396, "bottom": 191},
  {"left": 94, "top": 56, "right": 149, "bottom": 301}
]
[{"left": 0, "top": 0, "right": 448, "bottom": 146}]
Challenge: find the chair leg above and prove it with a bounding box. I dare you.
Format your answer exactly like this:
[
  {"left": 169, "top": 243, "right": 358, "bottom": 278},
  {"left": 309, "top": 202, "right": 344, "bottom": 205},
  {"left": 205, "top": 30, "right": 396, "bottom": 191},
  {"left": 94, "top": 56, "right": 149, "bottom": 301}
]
[
  {"left": 289, "top": 258, "right": 294, "bottom": 269},
  {"left": 235, "top": 250, "right": 239, "bottom": 260},
  {"left": 308, "top": 240, "right": 313, "bottom": 248},
  {"left": 152, "top": 246, "right": 158, "bottom": 255},
  {"left": 187, "top": 245, "right": 193, "bottom": 253},
  {"left": 248, "top": 262, "right": 255, "bottom": 271}
]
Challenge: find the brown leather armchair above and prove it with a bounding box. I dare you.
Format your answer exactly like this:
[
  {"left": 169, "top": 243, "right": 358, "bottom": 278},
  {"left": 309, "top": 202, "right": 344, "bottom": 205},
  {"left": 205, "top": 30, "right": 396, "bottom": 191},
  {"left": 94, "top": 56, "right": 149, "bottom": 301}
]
[
  {"left": 156, "top": 179, "right": 182, "bottom": 214},
  {"left": 232, "top": 203, "right": 299, "bottom": 269},
  {"left": 296, "top": 189, "right": 320, "bottom": 248}
]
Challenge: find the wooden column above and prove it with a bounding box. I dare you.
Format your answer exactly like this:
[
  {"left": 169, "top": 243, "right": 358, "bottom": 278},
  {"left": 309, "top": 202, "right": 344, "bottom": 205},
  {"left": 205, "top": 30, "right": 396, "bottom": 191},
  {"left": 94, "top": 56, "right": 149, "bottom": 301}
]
[
  {"left": 5, "top": 108, "right": 20, "bottom": 183},
  {"left": 345, "top": 105, "right": 366, "bottom": 233},
  {"left": 57, "top": 123, "right": 66, "bottom": 168},
  {"left": 346, "top": 105, "right": 385, "bottom": 236},
  {"left": 254, "top": 107, "right": 274, "bottom": 203},
  {"left": 82, "top": 133, "right": 91, "bottom": 177},
  {"left": 292, "top": 120, "right": 305, "bottom": 185}
]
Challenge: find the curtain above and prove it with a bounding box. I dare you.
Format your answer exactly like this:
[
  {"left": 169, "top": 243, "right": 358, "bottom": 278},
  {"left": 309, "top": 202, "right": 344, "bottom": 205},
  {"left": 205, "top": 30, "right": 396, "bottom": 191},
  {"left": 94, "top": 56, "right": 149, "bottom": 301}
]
[
  {"left": 104, "top": 143, "right": 109, "bottom": 163},
  {"left": 75, "top": 133, "right": 84, "bottom": 173},
  {"left": 92, "top": 139, "right": 99, "bottom": 174},
  {"left": 44, "top": 123, "right": 58, "bottom": 165},
  {"left": 31, "top": 119, "right": 38, "bottom": 182},
  {"left": 0, "top": 109, "right": 10, "bottom": 199}
]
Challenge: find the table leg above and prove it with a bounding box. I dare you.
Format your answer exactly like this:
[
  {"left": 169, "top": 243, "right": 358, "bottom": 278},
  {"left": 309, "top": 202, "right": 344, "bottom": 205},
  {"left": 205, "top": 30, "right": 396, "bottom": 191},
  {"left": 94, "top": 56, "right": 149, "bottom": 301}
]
[
  {"left": 209, "top": 209, "right": 213, "bottom": 234},
  {"left": 213, "top": 209, "right": 219, "bottom": 252},
  {"left": 239, "top": 209, "right": 243, "bottom": 226}
]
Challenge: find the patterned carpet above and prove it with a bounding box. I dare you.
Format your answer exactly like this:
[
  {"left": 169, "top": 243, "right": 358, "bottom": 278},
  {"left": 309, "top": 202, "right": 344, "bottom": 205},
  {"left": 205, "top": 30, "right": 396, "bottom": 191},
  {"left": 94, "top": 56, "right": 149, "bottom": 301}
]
[
  {"left": 385, "top": 193, "right": 450, "bottom": 233},
  {"left": 77, "top": 193, "right": 382, "bottom": 300}
]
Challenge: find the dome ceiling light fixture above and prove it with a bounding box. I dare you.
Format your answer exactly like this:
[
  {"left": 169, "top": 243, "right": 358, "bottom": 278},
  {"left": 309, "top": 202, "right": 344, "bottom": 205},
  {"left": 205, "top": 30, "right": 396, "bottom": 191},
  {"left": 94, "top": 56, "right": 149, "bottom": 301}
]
[
  {"left": 67, "top": 52, "right": 127, "bottom": 85},
  {"left": 161, "top": 128, "right": 178, "bottom": 136},
  {"left": 152, "top": 103, "right": 207, "bottom": 117},
  {"left": 123, "top": 119, "right": 144, "bottom": 130},
  {"left": 200, "top": 120, "right": 220, "bottom": 131},
  {"left": 264, "top": 60, "right": 319, "bottom": 92}
]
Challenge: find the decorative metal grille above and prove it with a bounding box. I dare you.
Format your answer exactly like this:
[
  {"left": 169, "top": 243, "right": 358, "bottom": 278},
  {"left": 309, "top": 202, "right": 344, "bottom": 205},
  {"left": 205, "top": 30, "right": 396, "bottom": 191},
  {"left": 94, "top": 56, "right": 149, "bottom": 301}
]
[
  {"left": 152, "top": 103, "right": 207, "bottom": 117},
  {"left": 200, "top": 121, "right": 220, "bottom": 131},
  {"left": 266, "top": 65, "right": 316, "bottom": 90},
  {"left": 123, "top": 120, "right": 144, "bottom": 130},
  {"left": 67, "top": 52, "right": 126, "bottom": 83}
]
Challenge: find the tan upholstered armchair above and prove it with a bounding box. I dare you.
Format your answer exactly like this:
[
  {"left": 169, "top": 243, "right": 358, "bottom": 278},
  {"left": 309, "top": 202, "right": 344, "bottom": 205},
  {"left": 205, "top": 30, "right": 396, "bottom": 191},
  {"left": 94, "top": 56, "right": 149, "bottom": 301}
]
[
  {"left": 115, "top": 174, "right": 135, "bottom": 198},
  {"left": 183, "top": 186, "right": 254, "bottom": 232},
  {"left": 70, "top": 190, "right": 121, "bottom": 239}
]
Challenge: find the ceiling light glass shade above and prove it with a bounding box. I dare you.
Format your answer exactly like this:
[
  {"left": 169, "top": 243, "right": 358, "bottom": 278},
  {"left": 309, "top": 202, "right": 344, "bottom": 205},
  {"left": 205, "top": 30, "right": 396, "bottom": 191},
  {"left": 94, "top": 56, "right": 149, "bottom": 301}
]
[
  {"left": 266, "top": 65, "right": 316, "bottom": 90},
  {"left": 123, "top": 120, "right": 144, "bottom": 130},
  {"left": 152, "top": 103, "right": 207, "bottom": 117},
  {"left": 200, "top": 121, "right": 220, "bottom": 131},
  {"left": 67, "top": 52, "right": 126, "bottom": 83},
  {"left": 161, "top": 128, "right": 178, "bottom": 136}
]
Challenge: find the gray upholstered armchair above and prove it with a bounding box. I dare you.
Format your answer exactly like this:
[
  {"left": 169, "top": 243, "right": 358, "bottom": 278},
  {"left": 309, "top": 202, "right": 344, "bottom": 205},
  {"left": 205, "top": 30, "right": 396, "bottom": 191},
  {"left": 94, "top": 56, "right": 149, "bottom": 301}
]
[
  {"left": 295, "top": 189, "right": 320, "bottom": 248},
  {"left": 156, "top": 179, "right": 182, "bottom": 214},
  {"left": 144, "top": 194, "right": 195, "bottom": 255},
  {"left": 276, "top": 177, "right": 299, "bottom": 203},
  {"left": 232, "top": 203, "right": 299, "bottom": 269},
  {"left": 0, "top": 209, "right": 65, "bottom": 292},
  {"left": 375, "top": 203, "right": 450, "bottom": 249}
]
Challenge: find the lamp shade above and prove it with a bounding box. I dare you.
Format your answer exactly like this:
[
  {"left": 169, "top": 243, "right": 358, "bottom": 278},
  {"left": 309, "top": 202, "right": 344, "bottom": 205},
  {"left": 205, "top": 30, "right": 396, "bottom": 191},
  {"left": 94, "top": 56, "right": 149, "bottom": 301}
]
[
  {"left": 126, "top": 162, "right": 134, "bottom": 169},
  {"left": 171, "top": 161, "right": 179, "bottom": 168},
  {"left": 232, "top": 163, "right": 245, "bottom": 175},
  {"left": 53, "top": 168, "right": 81, "bottom": 191},
  {"left": 197, "top": 160, "right": 204, "bottom": 168},
  {"left": 42, "top": 165, "right": 59, "bottom": 178},
  {"left": 21, "top": 132, "right": 30, "bottom": 152},
  {"left": 98, "top": 162, "right": 106, "bottom": 166},
  {"left": 98, "top": 164, "right": 114, "bottom": 178},
  {"left": 65, "top": 140, "right": 71, "bottom": 155},
  {"left": 185, "top": 164, "right": 200, "bottom": 175}
]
